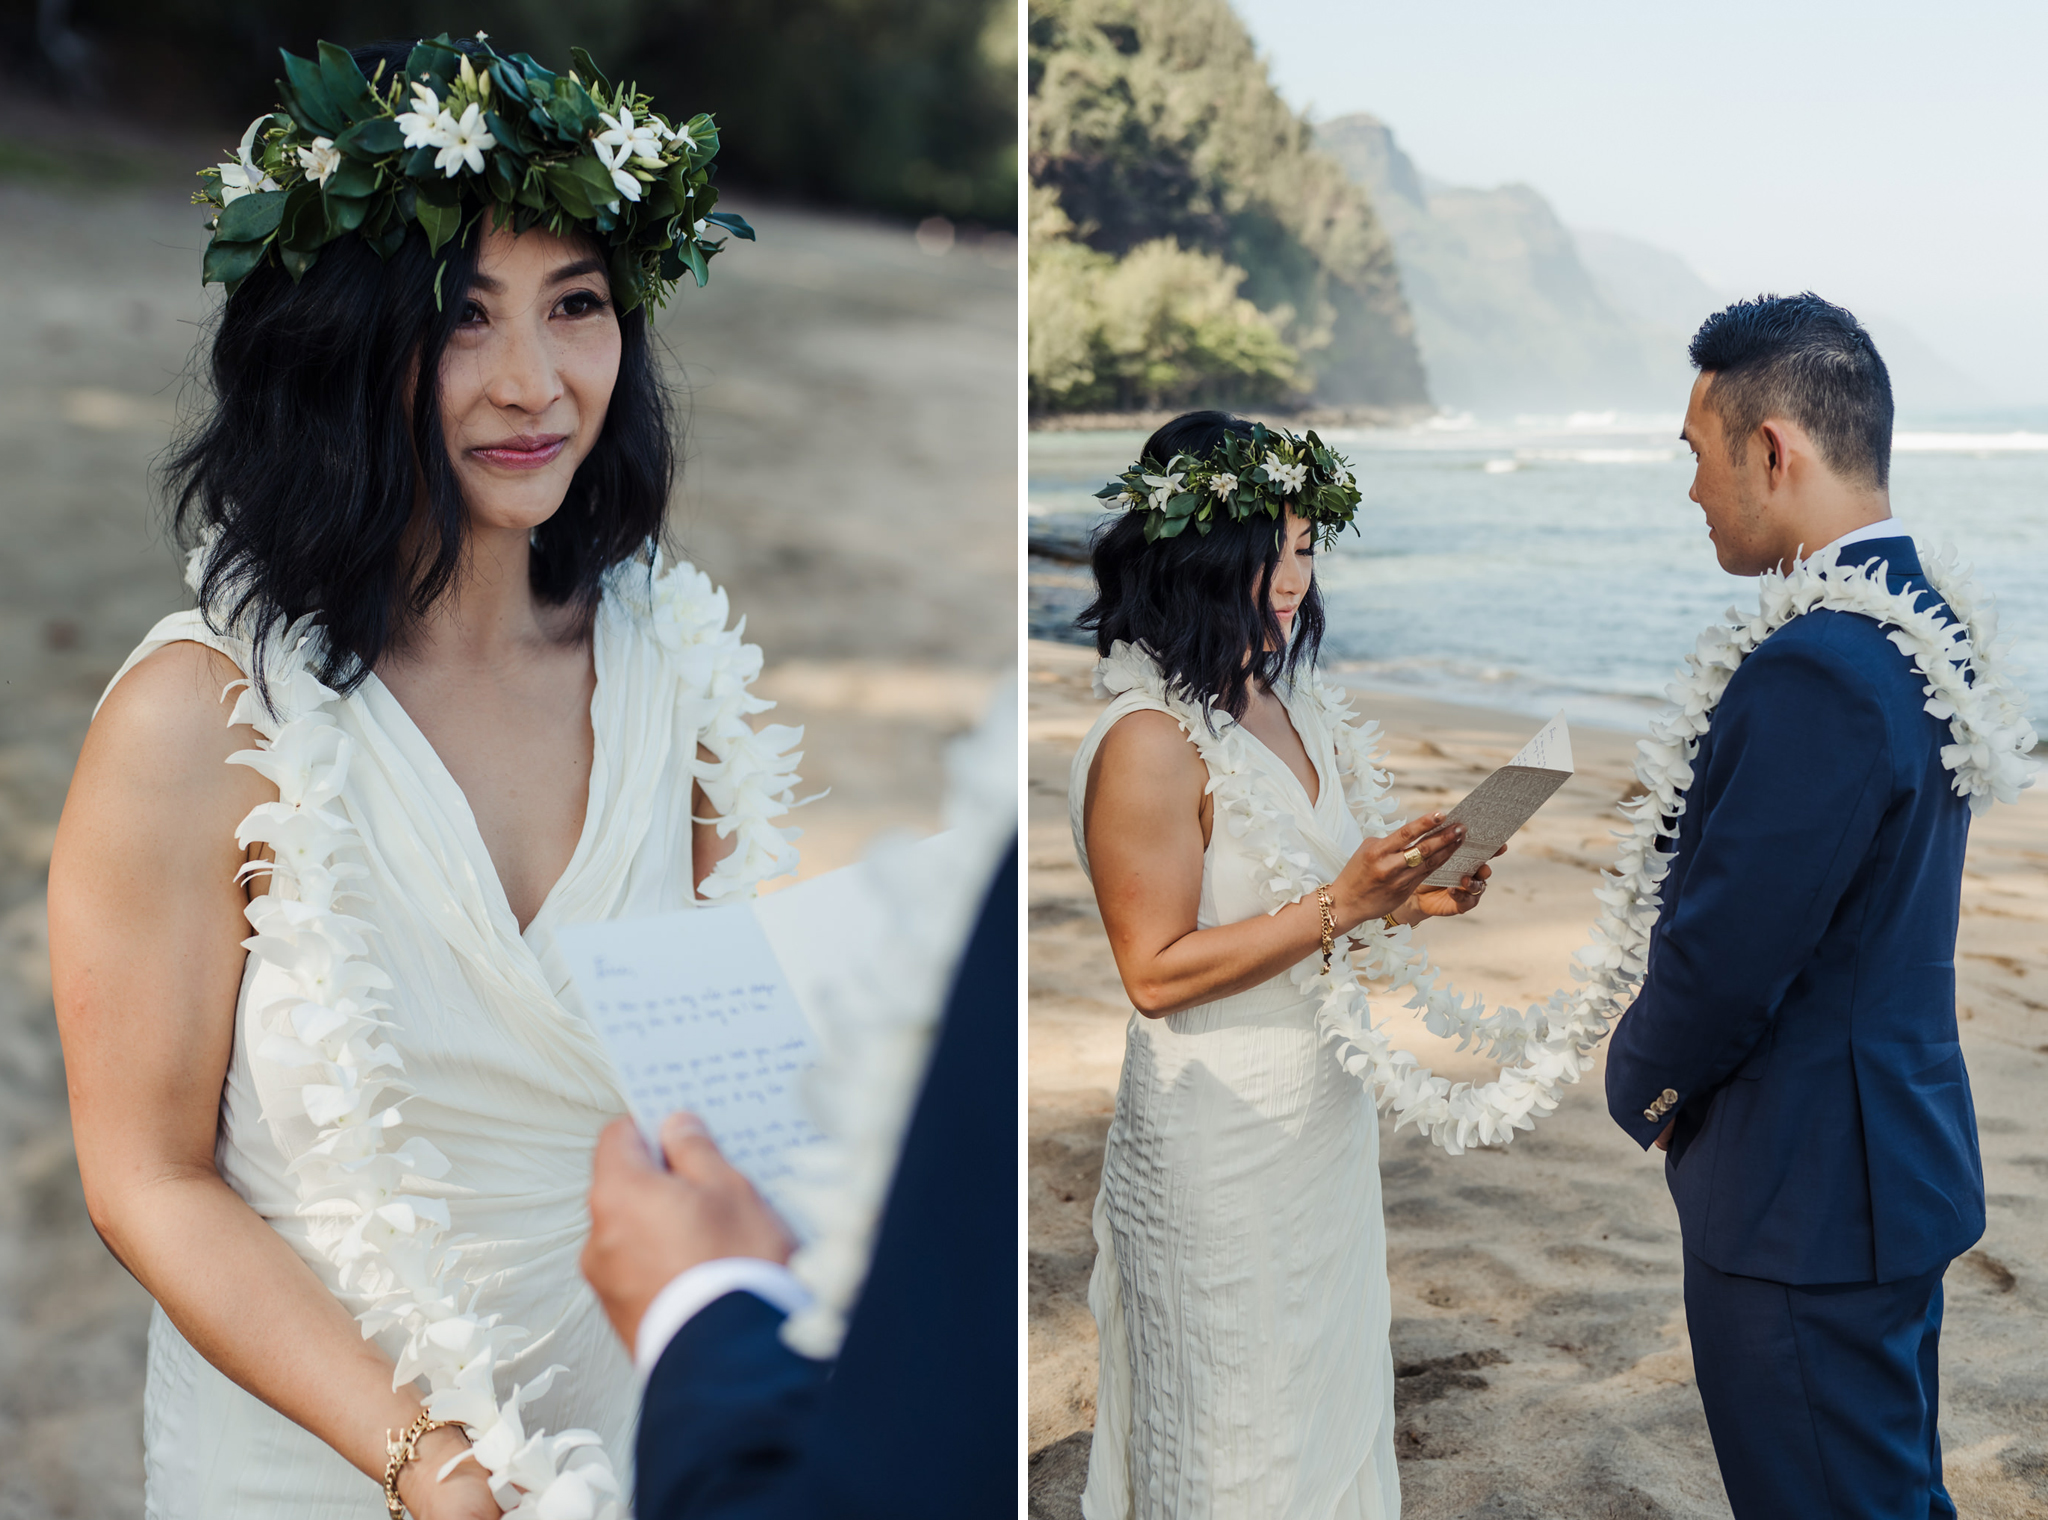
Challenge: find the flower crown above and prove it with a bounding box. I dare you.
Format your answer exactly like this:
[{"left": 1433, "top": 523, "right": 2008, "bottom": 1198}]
[
  {"left": 1094, "top": 422, "right": 1363, "bottom": 547},
  {"left": 197, "top": 33, "right": 753, "bottom": 312}
]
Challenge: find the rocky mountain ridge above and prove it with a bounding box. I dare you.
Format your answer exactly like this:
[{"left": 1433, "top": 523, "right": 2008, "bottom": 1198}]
[
  {"left": 1317, "top": 112, "right": 1987, "bottom": 418},
  {"left": 1315, "top": 112, "right": 1676, "bottom": 414}
]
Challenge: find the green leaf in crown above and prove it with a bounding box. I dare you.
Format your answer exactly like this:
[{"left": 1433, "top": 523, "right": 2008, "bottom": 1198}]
[
  {"left": 194, "top": 31, "right": 757, "bottom": 311},
  {"left": 1093, "top": 422, "right": 1364, "bottom": 548}
]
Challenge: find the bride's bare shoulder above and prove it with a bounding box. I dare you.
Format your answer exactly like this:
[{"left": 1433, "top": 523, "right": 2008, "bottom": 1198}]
[
  {"left": 1095, "top": 706, "right": 1198, "bottom": 763},
  {"left": 1089, "top": 707, "right": 1206, "bottom": 799},
  {"left": 71, "top": 640, "right": 272, "bottom": 816},
  {"left": 93, "top": 638, "right": 247, "bottom": 740}
]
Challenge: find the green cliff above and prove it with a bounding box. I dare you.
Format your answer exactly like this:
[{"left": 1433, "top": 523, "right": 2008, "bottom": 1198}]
[{"left": 1028, "top": 0, "right": 1429, "bottom": 416}]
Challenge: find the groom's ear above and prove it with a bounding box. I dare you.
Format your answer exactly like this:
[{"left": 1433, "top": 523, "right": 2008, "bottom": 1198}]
[{"left": 1757, "top": 418, "right": 1791, "bottom": 483}]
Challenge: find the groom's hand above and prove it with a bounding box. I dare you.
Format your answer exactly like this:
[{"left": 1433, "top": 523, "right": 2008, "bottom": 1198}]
[{"left": 581, "top": 1114, "right": 796, "bottom": 1350}]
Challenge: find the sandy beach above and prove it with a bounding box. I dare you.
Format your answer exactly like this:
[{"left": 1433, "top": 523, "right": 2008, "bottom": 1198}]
[
  {"left": 1027, "top": 637, "right": 2048, "bottom": 1519},
  {"left": 0, "top": 162, "right": 1013, "bottom": 1516}
]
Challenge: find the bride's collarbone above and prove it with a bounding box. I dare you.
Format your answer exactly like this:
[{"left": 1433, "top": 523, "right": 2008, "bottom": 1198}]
[
  {"left": 376, "top": 645, "right": 598, "bottom": 930},
  {"left": 1237, "top": 686, "right": 1320, "bottom": 805}
]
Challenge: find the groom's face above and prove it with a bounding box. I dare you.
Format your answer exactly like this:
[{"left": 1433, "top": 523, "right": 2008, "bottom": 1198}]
[{"left": 1681, "top": 373, "right": 1771, "bottom": 575}]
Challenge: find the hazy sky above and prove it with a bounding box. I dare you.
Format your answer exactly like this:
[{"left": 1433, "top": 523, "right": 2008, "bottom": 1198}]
[{"left": 1229, "top": 0, "right": 2048, "bottom": 406}]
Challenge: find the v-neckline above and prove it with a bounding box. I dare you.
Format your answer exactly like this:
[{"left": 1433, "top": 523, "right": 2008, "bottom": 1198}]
[
  {"left": 1237, "top": 685, "right": 1326, "bottom": 813},
  {"left": 364, "top": 610, "right": 608, "bottom": 943}
]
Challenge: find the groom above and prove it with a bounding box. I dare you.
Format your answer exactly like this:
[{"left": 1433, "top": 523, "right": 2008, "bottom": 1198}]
[
  {"left": 1606, "top": 294, "right": 1981, "bottom": 1519},
  {"left": 580, "top": 845, "right": 1016, "bottom": 1519}
]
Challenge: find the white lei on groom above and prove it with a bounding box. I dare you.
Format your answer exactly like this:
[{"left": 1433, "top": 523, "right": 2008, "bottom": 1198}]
[{"left": 1209, "top": 539, "right": 2036, "bottom": 1156}]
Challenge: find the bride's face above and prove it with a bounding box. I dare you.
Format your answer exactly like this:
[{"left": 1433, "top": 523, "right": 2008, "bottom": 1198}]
[
  {"left": 438, "top": 222, "right": 622, "bottom": 535},
  {"left": 1261, "top": 508, "right": 1316, "bottom": 649}
]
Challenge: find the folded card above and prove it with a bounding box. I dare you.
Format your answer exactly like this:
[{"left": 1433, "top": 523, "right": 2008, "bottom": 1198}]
[{"left": 1421, "top": 713, "right": 1573, "bottom": 889}]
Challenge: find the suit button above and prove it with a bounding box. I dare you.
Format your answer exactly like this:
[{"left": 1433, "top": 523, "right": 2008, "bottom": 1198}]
[
  {"left": 1660, "top": 1088, "right": 1678, "bottom": 1105},
  {"left": 1642, "top": 1108, "right": 1658, "bottom": 1121}
]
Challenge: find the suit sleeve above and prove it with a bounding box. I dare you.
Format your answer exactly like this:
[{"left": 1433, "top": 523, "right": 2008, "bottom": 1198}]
[
  {"left": 792, "top": 844, "right": 1018, "bottom": 1517},
  {"left": 1606, "top": 635, "right": 1892, "bottom": 1148},
  {"left": 634, "top": 1291, "right": 828, "bottom": 1520},
  {"left": 635, "top": 844, "right": 1019, "bottom": 1520}
]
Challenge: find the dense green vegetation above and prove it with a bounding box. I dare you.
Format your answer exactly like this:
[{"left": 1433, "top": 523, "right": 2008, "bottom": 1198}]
[
  {"left": 1028, "top": 0, "right": 1425, "bottom": 415},
  {"left": 1030, "top": 186, "right": 1305, "bottom": 412},
  {"left": 59, "top": 0, "right": 1016, "bottom": 226}
]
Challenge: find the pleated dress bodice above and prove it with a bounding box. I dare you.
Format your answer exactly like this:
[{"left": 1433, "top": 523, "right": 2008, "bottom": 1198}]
[{"left": 107, "top": 588, "right": 721, "bottom": 1517}]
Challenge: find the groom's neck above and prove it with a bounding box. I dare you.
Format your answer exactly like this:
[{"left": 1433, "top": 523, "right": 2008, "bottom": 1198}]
[{"left": 1762, "top": 483, "right": 1893, "bottom": 572}]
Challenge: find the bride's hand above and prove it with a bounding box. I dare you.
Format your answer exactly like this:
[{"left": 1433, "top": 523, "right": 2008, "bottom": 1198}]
[
  {"left": 1331, "top": 813, "right": 1466, "bottom": 929},
  {"left": 1408, "top": 845, "right": 1506, "bottom": 920},
  {"left": 401, "top": 1428, "right": 503, "bottom": 1520}
]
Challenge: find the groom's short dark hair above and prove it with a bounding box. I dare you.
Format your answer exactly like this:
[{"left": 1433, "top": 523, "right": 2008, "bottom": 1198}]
[{"left": 1689, "top": 293, "right": 1893, "bottom": 489}]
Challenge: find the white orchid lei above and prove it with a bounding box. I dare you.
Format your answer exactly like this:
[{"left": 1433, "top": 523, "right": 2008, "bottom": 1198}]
[
  {"left": 776, "top": 681, "right": 1018, "bottom": 1358},
  {"left": 203, "top": 546, "right": 804, "bottom": 1519},
  {"left": 1101, "top": 542, "right": 2035, "bottom": 1156},
  {"left": 198, "top": 33, "right": 752, "bottom": 310}
]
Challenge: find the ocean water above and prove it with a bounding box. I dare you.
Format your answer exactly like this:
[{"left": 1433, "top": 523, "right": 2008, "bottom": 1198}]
[{"left": 1029, "top": 414, "right": 2048, "bottom": 734}]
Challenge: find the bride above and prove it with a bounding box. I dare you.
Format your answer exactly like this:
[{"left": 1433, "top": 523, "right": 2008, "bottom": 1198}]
[
  {"left": 47, "top": 35, "right": 783, "bottom": 1520},
  {"left": 1072, "top": 411, "right": 1497, "bottom": 1519}
]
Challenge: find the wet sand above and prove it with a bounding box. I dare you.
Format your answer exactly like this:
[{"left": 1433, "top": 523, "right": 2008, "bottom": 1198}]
[
  {"left": 1027, "top": 637, "right": 2048, "bottom": 1520},
  {"left": 0, "top": 164, "right": 1013, "bottom": 1516}
]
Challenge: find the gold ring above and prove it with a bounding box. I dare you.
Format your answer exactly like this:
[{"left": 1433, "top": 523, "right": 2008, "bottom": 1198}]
[{"left": 1402, "top": 847, "right": 1424, "bottom": 869}]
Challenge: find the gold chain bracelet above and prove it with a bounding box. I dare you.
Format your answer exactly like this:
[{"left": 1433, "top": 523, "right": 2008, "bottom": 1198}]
[
  {"left": 384, "top": 1410, "right": 456, "bottom": 1520},
  {"left": 1314, "top": 884, "right": 1337, "bottom": 970}
]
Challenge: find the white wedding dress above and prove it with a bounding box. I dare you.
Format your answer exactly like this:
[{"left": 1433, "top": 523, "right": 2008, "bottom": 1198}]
[
  {"left": 103, "top": 560, "right": 797, "bottom": 1517},
  {"left": 1072, "top": 645, "right": 1399, "bottom": 1520}
]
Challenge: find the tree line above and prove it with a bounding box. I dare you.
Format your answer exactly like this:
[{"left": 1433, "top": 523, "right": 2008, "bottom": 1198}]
[{"left": 27, "top": 0, "right": 1016, "bottom": 228}]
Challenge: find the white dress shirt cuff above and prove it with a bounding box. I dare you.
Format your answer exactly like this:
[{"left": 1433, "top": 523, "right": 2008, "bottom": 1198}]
[{"left": 632, "top": 1258, "right": 813, "bottom": 1378}]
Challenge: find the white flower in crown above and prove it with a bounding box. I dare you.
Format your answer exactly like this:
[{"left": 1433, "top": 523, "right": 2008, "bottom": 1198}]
[
  {"left": 600, "top": 156, "right": 641, "bottom": 203},
  {"left": 298, "top": 137, "right": 342, "bottom": 186},
  {"left": 1208, "top": 471, "right": 1239, "bottom": 498},
  {"left": 395, "top": 82, "right": 453, "bottom": 150},
  {"left": 1140, "top": 470, "right": 1185, "bottom": 511},
  {"left": 434, "top": 103, "right": 497, "bottom": 177},
  {"left": 1263, "top": 451, "right": 1307, "bottom": 494},
  {"left": 218, "top": 115, "right": 281, "bottom": 203},
  {"left": 667, "top": 117, "right": 699, "bottom": 151},
  {"left": 595, "top": 107, "right": 667, "bottom": 169},
  {"left": 419, "top": 103, "right": 495, "bottom": 179}
]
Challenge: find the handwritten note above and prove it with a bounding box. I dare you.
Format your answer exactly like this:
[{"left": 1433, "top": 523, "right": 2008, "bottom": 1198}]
[
  {"left": 555, "top": 831, "right": 976, "bottom": 1239},
  {"left": 1504, "top": 711, "right": 1574, "bottom": 774},
  {"left": 558, "top": 902, "right": 824, "bottom": 1234},
  {"left": 1421, "top": 713, "right": 1575, "bottom": 889}
]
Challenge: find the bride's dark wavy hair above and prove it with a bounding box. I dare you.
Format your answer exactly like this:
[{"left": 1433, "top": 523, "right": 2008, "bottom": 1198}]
[
  {"left": 166, "top": 37, "right": 674, "bottom": 705},
  {"left": 1076, "top": 410, "right": 1326, "bottom": 722}
]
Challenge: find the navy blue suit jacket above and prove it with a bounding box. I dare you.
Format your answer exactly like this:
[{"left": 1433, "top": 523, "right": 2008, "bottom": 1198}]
[
  {"left": 633, "top": 844, "right": 1017, "bottom": 1519},
  {"left": 1605, "top": 539, "right": 1984, "bottom": 1285}
]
